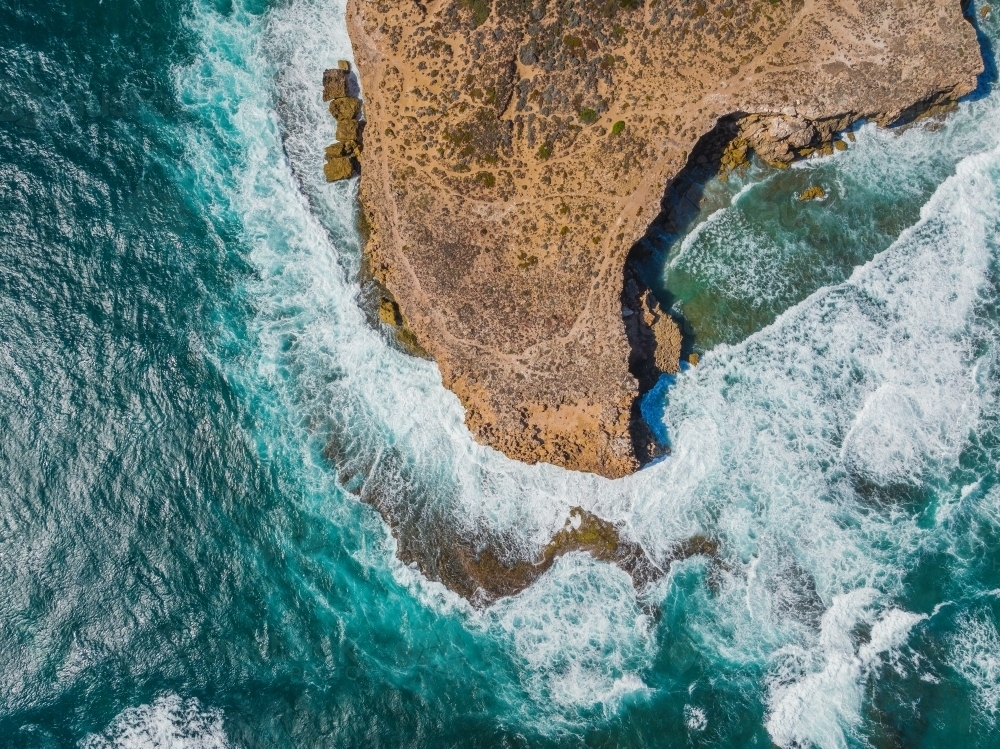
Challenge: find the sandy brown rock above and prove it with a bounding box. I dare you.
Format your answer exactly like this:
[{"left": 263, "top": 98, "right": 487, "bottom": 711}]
[
  {"left": 346, "top": 0, "right": 982, "bottom": 478},
  {"left": 322, "top": 67, "right": 348, "bottom": 101},
  {"left": 336, "top": 118, "right": 360, "bottom": 142},
  {"left": 324, "top": 156, "right": 355, "bottom": 182},
  {"left": 799, "top": 185, "right": 827, "bottom": 201},
  {"left": 330, "top": 95, "right": 361, "bottom": 121},
  {"left": 323, "top": 62, "right": 364, "bottom": 182}
]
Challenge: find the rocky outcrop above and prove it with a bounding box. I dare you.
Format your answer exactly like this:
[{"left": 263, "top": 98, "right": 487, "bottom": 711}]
[
  {"left": 345, "top": 0, "right": 983, "bottom": 477},
  {"left": 325, "top": 415, "right": 719, "bottom": 605},
  {"left": 799, "top": 185, "right": 827, "bottom": 201},
  {"left": 323, "top": 61, "right": 362, "bottom": 182}
]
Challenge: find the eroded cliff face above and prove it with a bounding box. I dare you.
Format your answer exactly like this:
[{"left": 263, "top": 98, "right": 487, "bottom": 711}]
[{"left": 345, "top": 0, "right": 982, "bottom": 478}]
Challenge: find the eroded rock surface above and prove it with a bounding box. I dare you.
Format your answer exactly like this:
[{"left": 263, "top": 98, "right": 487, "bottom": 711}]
[
  {"left": 346, "top": 0, "right": 982, "bottom": 477},
  {"left": 323, "top": 62, "right": 363, "bottom": 182}
]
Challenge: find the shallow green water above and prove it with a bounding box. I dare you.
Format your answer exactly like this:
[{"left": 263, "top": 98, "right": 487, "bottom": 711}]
[{"left": 2, "top": 1, "right": 1000, "bottom": 747}]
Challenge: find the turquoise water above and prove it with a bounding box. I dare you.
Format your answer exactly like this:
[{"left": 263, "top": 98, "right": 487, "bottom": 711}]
[{"left": 2, "top": 0, "right": 1000, "bottom": 746}]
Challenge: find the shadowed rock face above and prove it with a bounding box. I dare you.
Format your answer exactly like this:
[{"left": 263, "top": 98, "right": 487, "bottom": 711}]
[{"left": 346, "top": 0, "right": 982, "bottom": 478}]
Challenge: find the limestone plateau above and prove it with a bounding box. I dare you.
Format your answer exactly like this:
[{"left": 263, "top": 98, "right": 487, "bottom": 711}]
[{"left": 345, "top": 0, "right": 983, "bottom": 478}]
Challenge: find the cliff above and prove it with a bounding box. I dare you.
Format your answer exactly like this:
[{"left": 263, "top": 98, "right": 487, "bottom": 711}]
[{"left": 344, "top": 0, "right": 983, "bottom": 478}]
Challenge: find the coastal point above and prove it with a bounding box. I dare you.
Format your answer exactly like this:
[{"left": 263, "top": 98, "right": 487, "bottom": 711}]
[{"left": 342, "top": 0, "right": 983, "bottom": 478}]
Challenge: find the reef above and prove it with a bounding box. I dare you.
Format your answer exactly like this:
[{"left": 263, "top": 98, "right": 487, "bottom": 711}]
[
  {"left": 324, "top": 431, "right": 717, "bottom": 607},
  {"left": 342, "top": 0, "right": 983, "bottom": 479}
]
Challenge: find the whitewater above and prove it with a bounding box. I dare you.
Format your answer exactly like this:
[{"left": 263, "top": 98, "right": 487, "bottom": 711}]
[{"left": 2, "top": 0, "right": 1000, "bottom": 746}]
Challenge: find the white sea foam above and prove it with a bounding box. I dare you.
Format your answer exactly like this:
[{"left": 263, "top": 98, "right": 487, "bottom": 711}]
[
  {"left": 79, "top": 694, "right": 229, "bottom": 749},
  {"left": 684, "top": 704, "right": 708, "bottom": 731},
  {"left": 654, "top": 139, "right": 999, "bottom": 744},
  {"left": 174, "top": 0, "right": 661, "bottom": 722},
  {"left": 952, "top": 611, "right": 1000, "bottom": 723},
  {"left": 176, "top": 0, "right": 1000, "bottom": 735},
  {"left": 486, "top": 554, "right": 655, "bottom": 725},
  {"left": 765, "top": 590, "right": 926, "bottom": 749}
]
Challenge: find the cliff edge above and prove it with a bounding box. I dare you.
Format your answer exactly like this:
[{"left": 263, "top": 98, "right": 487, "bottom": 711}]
[{"left": 345, "top": 0, "right": 982, "bottom": 478}]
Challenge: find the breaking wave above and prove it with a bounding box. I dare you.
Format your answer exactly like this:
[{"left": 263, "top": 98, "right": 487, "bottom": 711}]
[{"left": 172, "top": 0, "right": 1000, "bottom": 740}]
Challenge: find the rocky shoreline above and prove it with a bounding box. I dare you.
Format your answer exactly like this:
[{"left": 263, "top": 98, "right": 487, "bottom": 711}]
[
  {"left": 322, "top": 0, "right": 984, "bottom": 604},
  {"left": 341, "top": 0, "right": 983, "bottom": 481}
]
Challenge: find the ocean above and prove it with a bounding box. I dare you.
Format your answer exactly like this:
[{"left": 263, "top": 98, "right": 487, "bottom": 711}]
[{"left": 1, "top": 0, "right": 999, "bottom": 746}]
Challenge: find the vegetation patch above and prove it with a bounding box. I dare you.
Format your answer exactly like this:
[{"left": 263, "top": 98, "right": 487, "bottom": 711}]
[
  {"left": 444, "top": 107, "right": 508, "bottom": 164},
  {"left": 611, "top": 120, "right": 626, "bottom": 135},
  {"left": 517, "top": 252, "right": 538, "bottom": 269},
  {"left": 460, "top": 0, "right": 491, "bottom": 27},
  {"left": 578, "top": 108, "right": 598, "bottom": 124}
]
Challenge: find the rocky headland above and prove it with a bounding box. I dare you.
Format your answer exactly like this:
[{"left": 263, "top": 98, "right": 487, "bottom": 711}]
[
  {"left": 324, "top": 0, "right": 983, "bottom": 606},
  {"left": 341, "top": 0, "right": 983, "bottom": 479}
]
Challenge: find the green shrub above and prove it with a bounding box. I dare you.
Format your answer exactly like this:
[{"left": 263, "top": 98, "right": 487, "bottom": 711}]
[
  {"left": 578, "top": 108, "right": 598, "bottom": 124},
  {"left": 537, "top": 143, "right": 552, "bottom": 159},
  {"left": 611, "top": 120, "right": 626, "bottom": 135},
  {"left": 461, "top": 0, "right": 490, "bottom": 27},
  {"left": 563, "top": 35, "right": 583, "bottom": 49},
  {"left": 475, "top": 171, "right": 496, "bottom": 187}
]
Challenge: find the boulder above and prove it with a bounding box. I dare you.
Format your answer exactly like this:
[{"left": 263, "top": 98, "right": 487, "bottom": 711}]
[
  {"left": 329, "top": 96, "right": 361, "bottom": 121},
  {"left": 798, "top": 185, "right": 826, "bottom": 201},
  {"left": 325, "top": 142, "right": 346, "bottom": 159},
  {"left": 324, "top": 156, "right": 355, "bottom": 182},
  {"left": 322, "top": 68, "right": 348, "bottom": 101},
  {"left": 651, "top": 313, "right": 682, "bottom": 375},
  {"left": 638, "top": 289, "right": 682, "bottom": 375},
  {"left": 336, "top": 118, "right": 360, "bottom": 142}
]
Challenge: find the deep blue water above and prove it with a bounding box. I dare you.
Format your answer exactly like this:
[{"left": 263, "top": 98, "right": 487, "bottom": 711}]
[{"left": 2, "top": 1, "right": 1000, "bottom": 747}]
